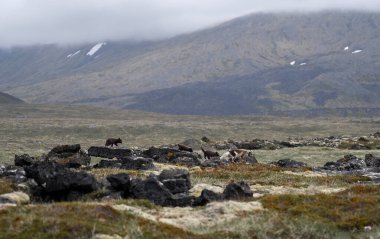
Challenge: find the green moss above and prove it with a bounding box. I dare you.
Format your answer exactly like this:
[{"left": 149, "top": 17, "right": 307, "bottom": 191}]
[{"left": 261, "top": 185, "right": 380, "bottom": 230}]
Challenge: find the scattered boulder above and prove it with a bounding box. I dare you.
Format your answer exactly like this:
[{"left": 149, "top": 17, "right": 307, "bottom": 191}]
[
  {"left": 270, "top": 159, "right": 307, "bottom": 169},
  {"left": 0, "top": 191, "right": 30, "bottom": 205},
  {"left": 120, "top": 157, "right": 155, "bottom": 170},
  {"left": 169, "top": 157, "right": 202, "bottom": 167},
  {"left": 373, "top": 132, "right": 380, "bottom": 138},
  {"left": 192, "top": 189, "right": 224, "bottom": 206},
  {"left": 88, "top": 146, "right": 132, "bottom": 159},
  {"left": 179, "top": 138, "right": 203, "bottom": 150},
  {"left": 106, "top": 173, "right": 131, "bottom": 195},
  {"left": 323, "top": 154, "right": 366, "bottom": 171},
  {"left": 178, "top": 144, "right": 193, "bottom": 152},
  {"left": 0, "top": 165, "right": 26, "bottom": 183},
  {"left": 158, "top": 169, "right": 191, "bottom": 194},
  {"left": 24, "top": 160, "right": 98, "bottom": 201},
  {"left": 349, "top": 144, "right": 370, "bottom": 150},
  {"left": 223, "top": 181, "right": 253, "bottom": 200},
  {"left": 142, "top": 146, "right": 180, "bottom": 162},
  {"left": 15, "top": 154, "right": 35, "bottom": 167},
  {"left": 201, "top": 136, "right": 211, "bottom": 143},
  {"left": 365, "top": 154, "right": 380, "bottom": 167},
  {"left": 47, "top": 144, "right": 91, "bottom": 168},
  {"left": 44, "top": 170, "right": 98, "bottom": 201},
  {"left": 93, "top": 159, "right": 122, "bottom": 169}
]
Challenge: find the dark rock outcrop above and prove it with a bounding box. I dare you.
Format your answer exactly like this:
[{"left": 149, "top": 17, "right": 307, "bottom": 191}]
[
  {"left": 23, "top": 160, "right": 98, "bottom": 201},
  {"left": 106, "top": 173, "right": 131, "bottom": 195},
  {"left": 88, "top": 146, "right": 132, "bottom": 159},
  {"left": 223, "top": 181, "right": 253, "bottom": 200},
  {"left": 129, "top": 169, "right": 194, "bottom": 207},
  {"left": 365, "top": 154, "right": 380, "bottom": 167},
  {"left": 192, "top": 189, "right": 224, "bottom": 206},
  {"left": 270, "top": 159, "right": 307, "bottom": 169},
  {"left": 44, "top": 170, "right": 98, "bottom": 200},
  {"left": 143, "top": 146, "right": 201, "bottom": 164},
  {"left": 47, "top": 144, "right": 91, "bottom": 168},
  {"left": 0, "top": 165, "right": 27, "bottom": 183},
  {"left": 15, "top": 154, "right": 35, "bottom": 167},
  {"left": 120, "top": 157, "right": 155, "bottom": 170},
  {"left": 323, "top": 154, "right": 366, "bottom": 171},
  {"left": 158, "top": 169, "right": 191, "bottom": 194},
  {"left": 93, "top": 159, "right": 122, "bottom": 169}
]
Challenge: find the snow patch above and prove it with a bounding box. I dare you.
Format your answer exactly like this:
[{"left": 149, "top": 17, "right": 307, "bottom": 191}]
[
  {"left": 344, "top": 46, "right": 349, "bottom": 51},
  {"left": 87, "top": 42, "right": 106, "bottom": 56},
  {"left": 351, "top": 50, "right": 362, "bottom": 54},
  {"left": 67, "top": 50, "right": 81, "bottom": 58},
  {"left": 299, "top": 62, "right": 307, "bottom": 66},
  {"left": 290, "top": 61, "right": 296, "bottom": 66}
]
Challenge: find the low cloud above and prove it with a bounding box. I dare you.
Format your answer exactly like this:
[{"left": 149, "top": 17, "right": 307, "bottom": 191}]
[{"left": 0, "top": 0, "right": 379, "bottom": 47}]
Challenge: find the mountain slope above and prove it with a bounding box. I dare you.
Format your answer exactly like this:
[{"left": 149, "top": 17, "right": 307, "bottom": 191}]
[
  {"left": 0, "top": 91, "right": 24, "bottom": 104},
  {"left": 1, "top": 11, "right": 380, "bottom": 115}
]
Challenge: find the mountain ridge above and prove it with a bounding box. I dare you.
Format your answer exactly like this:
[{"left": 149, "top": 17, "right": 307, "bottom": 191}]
[{"left": 1, "top": 11, "right": 379, "bottom": 115}]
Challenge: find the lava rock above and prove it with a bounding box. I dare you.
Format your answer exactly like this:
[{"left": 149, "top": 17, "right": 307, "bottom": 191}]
[
  {"left": 93, "top": 159, "right": 122, "bottom": 168},
  {"left": 223, "top": 181, "right": 253, "bottom": 200},
  {"left": 169, "top": 157, "right": 202, "bottom": 167},
  {"left": 192, "top": 189, "right": 224, "bottom": 206},
  {"left": 270, "top": 159, "right": 307, "bottom": 169},
  {"left": 365, "top": 154, "right": 380, "bottom": 167},
  {"left": 120, "top": 157, "right": 155, "bottom": 170},
  {"left": 142, "top": 146, "right": 180, "bottom": 162},
  {"left": 106, "top": 173, "right": 131, "bottom": 194},
  {"left": 0, "top": 165, "right": 26, "bottom": 183},
  {"left": 88, "top": 146, "right": 132, "bottom": 159},
  {"left": 323, "top": 154, "right": 366, "bottom": 171},
  {"left": 15, "top": 154, "right": 35, "bottom": 167},
  {"left": 44, "top": 170, "right": 98, "bottom": 200},
  {"left": 47, "top": 144, "right": 91, "bottom": 168},
  {"left": 158, "top": 169, "right": 191, "bottom": 194}
]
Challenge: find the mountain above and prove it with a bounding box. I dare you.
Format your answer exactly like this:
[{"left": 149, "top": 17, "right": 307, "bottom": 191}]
[
  {"left": 0, "top": 11, "right": 380, "bottom": 115},
  {"left": 0, "top": 91, "right": 24, "bottom": 104}
]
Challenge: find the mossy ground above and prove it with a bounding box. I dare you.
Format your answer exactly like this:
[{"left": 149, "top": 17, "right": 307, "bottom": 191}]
[
  {"left": 191, "top": 163, "right": 371, "bottom": 187},
  {"left": 261, "top": 185, "right": 380, "bottom": 230}
]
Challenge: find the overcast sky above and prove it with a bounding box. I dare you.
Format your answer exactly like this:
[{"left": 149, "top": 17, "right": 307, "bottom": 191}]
[{"left": 0, "top": 0, "right": 379, "bottom": 47}]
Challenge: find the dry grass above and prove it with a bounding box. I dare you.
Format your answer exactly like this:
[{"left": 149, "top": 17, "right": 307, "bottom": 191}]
[
  {"left": 1, "top": 104, "right": 380, "bottom": 165},
  {"left": 191, "top": 163, "right": 371, "bottom": 187},
  {"left": 261, "top": 185, "right": 380, "bottom": 230}
]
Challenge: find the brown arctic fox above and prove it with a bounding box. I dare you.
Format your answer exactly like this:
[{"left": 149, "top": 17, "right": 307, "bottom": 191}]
[{"left": 105, "top": 138, "right": 122, "bottom": 147}]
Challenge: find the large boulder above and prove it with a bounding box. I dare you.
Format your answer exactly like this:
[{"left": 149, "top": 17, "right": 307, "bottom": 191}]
[
  {"left": 223, "top": 181, "right": 253, "bottom": 200},
  {"left": 24, "top": 160, "right": 98, "bottom": 201},
  {"left": 130, "top": 173, "right": 194, "bottom": 207},
  {"left": 88, "top": 146, "right": 132, "bottom": 159},
  {"left": 93, "top": 159, "right": 122, "bottom": 169},
  {"left": 48, "top": 144, "right": 91, "bottom": 168},
  {"left": 15, "top": 154, "right": 35, "bottom": 167},
  {"left": 158, "top": 169, "right": 191, "bottom": 194},
  {"left": 120, "top": 157, "right": 155, "bottom": 170},
  {"left": 0, "top": 192, "right": 30, "bottom": 205},
  {"left": 270, "top": 159, "right": 307, "bottom": 169},
  {"left": 143, "top": 146, "right": 201, "bottom": 163},
  {"left": 365, "top": 154, "right": 380, "bottom": 167},
  {"left": 323, "top": 154, "right": 366, "bottom": 171},
  {"left": 192, "top": 189, "right": 224, "bottom": 206},
  {"left": 106, "top": 173, "right": 131, "bottom": 193},
  {"left": 0, "top": 165, "right": 26, "bottom": 183}
]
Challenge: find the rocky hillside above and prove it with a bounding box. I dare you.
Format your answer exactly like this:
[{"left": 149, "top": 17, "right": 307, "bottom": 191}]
[
  {"left": 1, "top": 11, "right": 380, "bottom": 115},
  {"left": 0, "top": 91, "right": 23, "bottom": 104}
]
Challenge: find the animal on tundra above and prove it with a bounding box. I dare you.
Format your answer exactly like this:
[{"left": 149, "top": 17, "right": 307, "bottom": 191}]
[
  {"left": 178, "top": 144, "right": 193, "bottom": 152},
  {"left": 201, "top": 146, "right": 220, "bottom": 159},
  {"left": 105, "top": 138, "right": 122, "bottom": 147},
  {"left": 220, "top": 149, "right": 252, "bottom": 162}
]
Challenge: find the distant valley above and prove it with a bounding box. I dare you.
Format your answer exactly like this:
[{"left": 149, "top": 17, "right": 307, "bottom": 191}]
[{"left": 0, "top": 11, "right": 379, "bottom": 115}]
